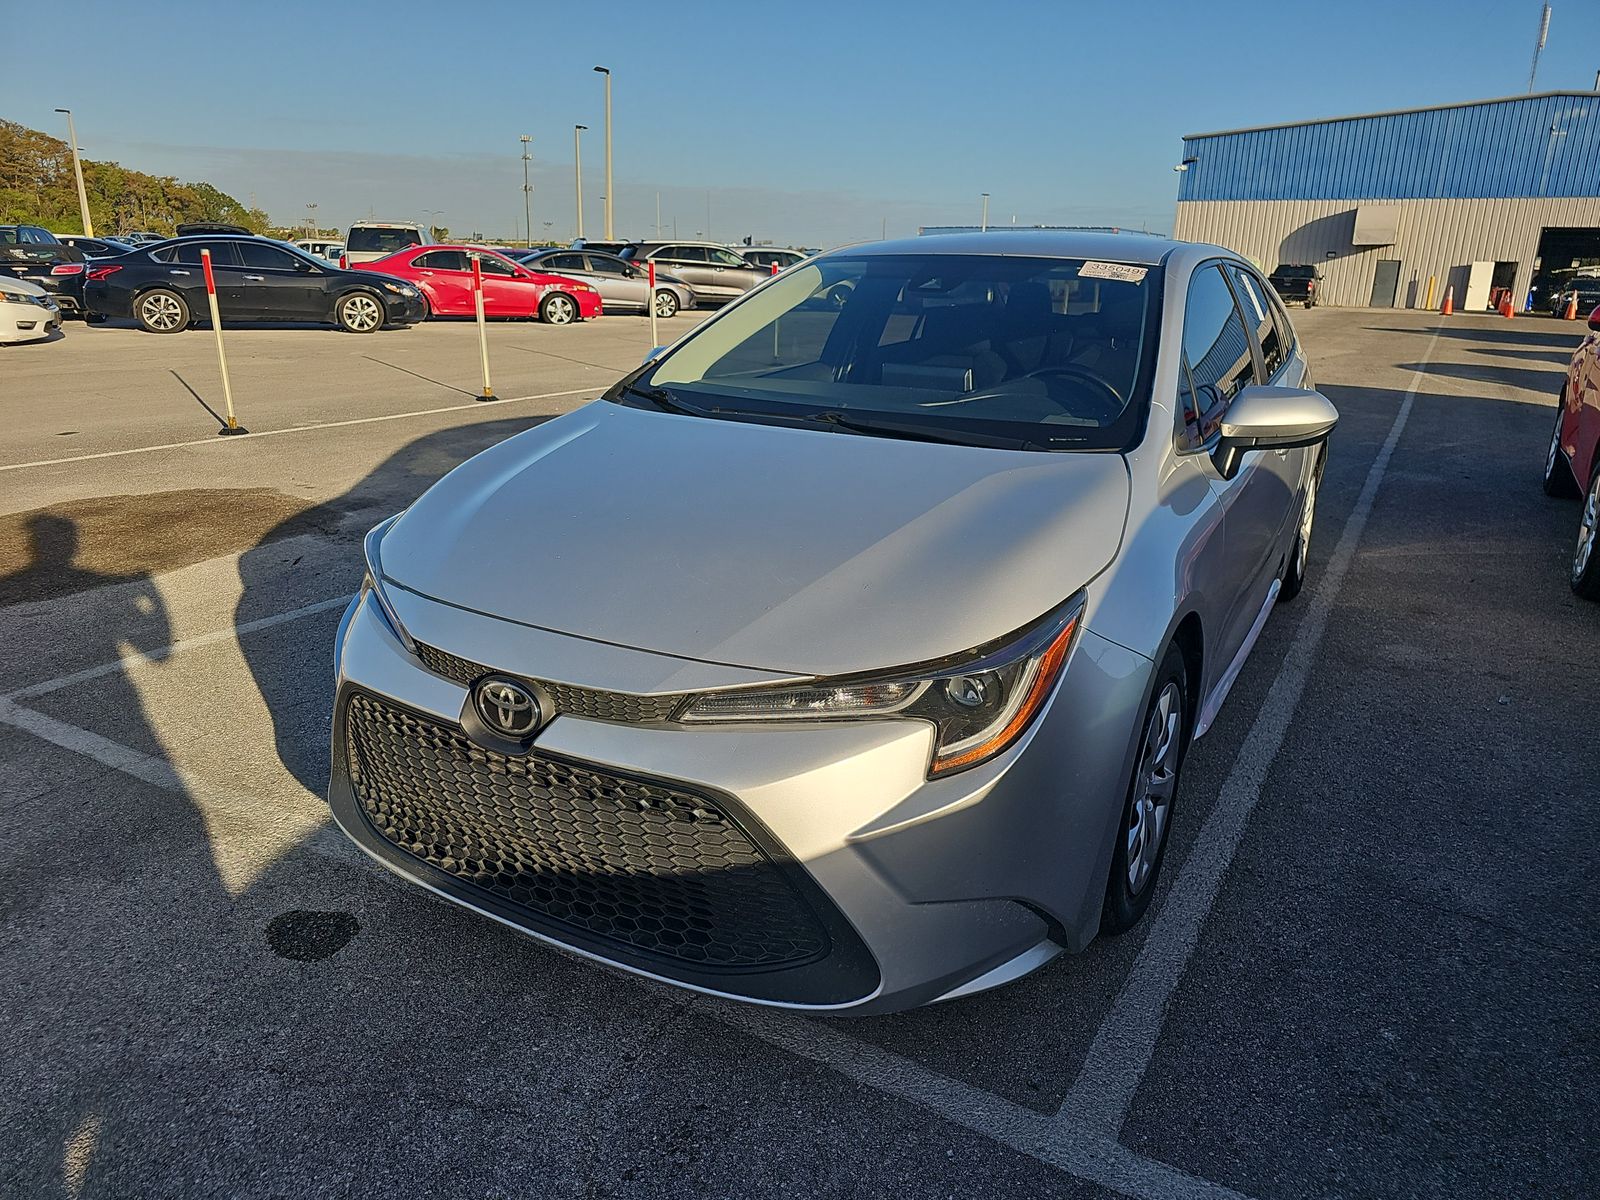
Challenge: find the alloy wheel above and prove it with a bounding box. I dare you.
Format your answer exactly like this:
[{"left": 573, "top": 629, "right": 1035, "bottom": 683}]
[
  {"left": 1575, "top": 471, "right": 1600, "bottom": 583},
  {"left": 140, "top": 293, "right": 182, "bottom": 331},
  {"left": 1547, "top": 407, "right": 1565, "bottom": 479},
  {"left": 544, "top": 295, "right": 576, "bottom": 324},
  {"left": 654, "top": 291, "right": 677, "bottom": 317},
  {"left": 1127, "top": 681, "right": 1181, "bottom": 896},
  {"left": 341, "top": 294, "right": 382, "bottom": 332}
]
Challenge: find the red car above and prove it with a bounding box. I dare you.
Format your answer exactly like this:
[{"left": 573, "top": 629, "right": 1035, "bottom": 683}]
[
  {"left": 1544, "top": 305, "right": 1600, "bottom": 599},
  {"left": 355, "top": 245, "right": 601, "bottom": 324}
]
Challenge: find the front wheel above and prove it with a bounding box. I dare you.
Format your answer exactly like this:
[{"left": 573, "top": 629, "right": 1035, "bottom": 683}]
[
  {"left": 1278, "top": 465, "right": 1319, "bottom": 601},
  {"left": 1543, "top": 395, "right": 1580, "bottom": 497},
  {"left": 653, "top": 289, "right": 679, "bottom": 318},
  {"left": 335, "top": 291, "right": 384, "bottom": 333},
  {"left": 1102, "top": 645, "right": 1189, "bottom": 935},
  {"left": 1572, "top": 462, "right": 1600, "bottom": 601},
  {"left": 135, "top": 289, "right": 189, "bottom": 334},
  {"left": 540, "top": 293, "right": 578, "bottom": 325}
]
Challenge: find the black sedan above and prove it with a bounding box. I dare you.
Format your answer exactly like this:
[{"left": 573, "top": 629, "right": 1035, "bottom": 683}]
[
  {"left": 1, "top": 224, "right": 88, "bottom": 316},
  {"left": 58, "top": 235, "right": 137, "bottom": 258},
  {"left": 84, "top": 235, "right": 427, "bottom": 333}
]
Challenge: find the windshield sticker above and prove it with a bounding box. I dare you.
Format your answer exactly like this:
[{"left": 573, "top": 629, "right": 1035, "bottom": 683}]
[{"left": 1079, "top": 261, "right": 1147, "bottom": 283}]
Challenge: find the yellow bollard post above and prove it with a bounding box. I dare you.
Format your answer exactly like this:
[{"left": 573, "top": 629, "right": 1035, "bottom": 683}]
[
  {"left": 472, "top": 253, "right": 495, "bottom": 402},
  {"left": 201, "top": 248, "right": 248, "bottom": 436}
]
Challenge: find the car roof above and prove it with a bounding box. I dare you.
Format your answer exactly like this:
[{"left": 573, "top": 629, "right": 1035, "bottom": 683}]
[{"left": 830, "top": 231, "right": 1183, "bottom": 265}]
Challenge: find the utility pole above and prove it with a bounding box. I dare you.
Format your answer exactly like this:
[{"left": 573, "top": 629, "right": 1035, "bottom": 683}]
[
  {"left": 594, "top": 66, "right": 614, "bottom": 239},
  {"left": 980, "top": 192, "right": 990, "bottom": 232},
  {"left": 520, "top": 135, "right": 533, "bottom": 247},
  {"left": 54, "top": 109, "right": 93, "bottom": 236},
  {"left": 655, "top": 191, "right": 661, "bottom": 238},
  {"left": 573, "top": 126, "right": 587, "bottom": 241},
  {"left": 705, "top": 190, "right": 712, "bottom": 240}
]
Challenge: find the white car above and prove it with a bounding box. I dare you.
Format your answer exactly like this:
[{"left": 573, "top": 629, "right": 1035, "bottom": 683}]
[
  {"left": 296, "top": 239, "right": 346, "bottom": 263},
  {"left": 0, "top": 275, "right": 61, "bottom": 344}
]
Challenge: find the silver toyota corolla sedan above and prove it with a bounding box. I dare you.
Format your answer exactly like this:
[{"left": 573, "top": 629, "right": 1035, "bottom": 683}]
[{"left": 330, "top": 232, "right": 1337, "bottom": 1014}]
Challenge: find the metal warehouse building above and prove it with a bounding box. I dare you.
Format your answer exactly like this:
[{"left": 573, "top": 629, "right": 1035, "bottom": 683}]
[{"left": 1173, "top": 91, "right": 1600, "bottom": 311}]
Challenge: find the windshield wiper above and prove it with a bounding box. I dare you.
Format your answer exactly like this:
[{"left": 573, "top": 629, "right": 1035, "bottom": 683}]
[
  {"left": 620, "top": 381, "right": 708, "bottom": 417},
  {"left": 803, "top": 409, "right": 1068, "bottom": 451}
]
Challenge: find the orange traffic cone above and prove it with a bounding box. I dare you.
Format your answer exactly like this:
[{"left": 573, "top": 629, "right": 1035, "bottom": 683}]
[
  {"left": 1565, "top": 292, "right": 1579, "bottom": 320},
  {"left": 1440, "top": 286, "right": 1453, "bottom": 316},
  {"left": 1500, "top": 293, "right": 1515, "bottom": 318}
]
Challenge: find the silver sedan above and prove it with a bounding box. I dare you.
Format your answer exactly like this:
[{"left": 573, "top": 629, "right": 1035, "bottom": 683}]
[
  {"left": 516, "top": 249, "right": 695, "bottom": 318},
  {"left": 330, "top": 232, "right": 1336, "bottom": 1014}
]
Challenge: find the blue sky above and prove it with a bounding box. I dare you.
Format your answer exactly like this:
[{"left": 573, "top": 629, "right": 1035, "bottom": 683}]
[{"left": 3, "top": 0, "right": 1594, "bottom": 244}]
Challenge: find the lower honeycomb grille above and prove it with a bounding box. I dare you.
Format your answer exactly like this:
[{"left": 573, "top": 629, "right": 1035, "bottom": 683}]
[
  {"left": 412, "top": 642, "right": 682, "bottom": 722},
  {"left": 343, "top": 692, "right": 830, "bottom": 969}
]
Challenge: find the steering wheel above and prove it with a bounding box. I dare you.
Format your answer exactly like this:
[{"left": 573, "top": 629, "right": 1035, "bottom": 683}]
[{"left": 1023, "top": 365, "right": 1125, "bottom": 423}]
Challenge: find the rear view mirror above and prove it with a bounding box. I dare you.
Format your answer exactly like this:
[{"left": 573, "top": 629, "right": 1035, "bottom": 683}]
[
  {"left": 1587, "top": 306, "right": 1600, "bottom": 331},
  {"left": 1212, "top": 385, "right": 1339, "bottom": 480}
]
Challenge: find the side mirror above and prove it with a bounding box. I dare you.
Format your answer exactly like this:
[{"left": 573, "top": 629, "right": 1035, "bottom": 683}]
[
  {"left": 1587, "top": 305, "right": 1600, "bottom": 331},
  {"left": 1211, "top": 385, "right": 1338, "bottom": 480}
]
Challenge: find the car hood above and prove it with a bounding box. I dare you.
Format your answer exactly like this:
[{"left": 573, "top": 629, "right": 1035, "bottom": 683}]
[
  {"left": 0, "top": 275, "right": 48, "bottom": 297},
  {"left": 381, "top": 402, "right": 1130, "bottom": 677}
]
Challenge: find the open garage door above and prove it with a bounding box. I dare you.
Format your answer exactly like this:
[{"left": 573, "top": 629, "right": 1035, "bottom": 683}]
[{"left": 1533, "top": 226, "right": 1600, "bottom": 312}]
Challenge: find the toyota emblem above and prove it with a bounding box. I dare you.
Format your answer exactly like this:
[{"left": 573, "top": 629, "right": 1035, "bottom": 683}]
[{"left": 473, "top": 678, "right": 541, "bottom": 738}]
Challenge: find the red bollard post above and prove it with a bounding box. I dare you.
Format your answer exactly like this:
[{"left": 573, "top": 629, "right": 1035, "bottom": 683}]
[
  {"left": 201, "top": 248, "right": 247, "bottom": 436},
  {"left": 472, "top": 253, "right": 494, "bottom": 401}
]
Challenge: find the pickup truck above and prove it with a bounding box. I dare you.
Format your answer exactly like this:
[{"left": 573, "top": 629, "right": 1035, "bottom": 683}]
[
  {"left": 1267, "top": 263, "right": 1320, "bottom": 307},
  {"left": 0, "top": 225, "right": 89, "bottom": 317}
]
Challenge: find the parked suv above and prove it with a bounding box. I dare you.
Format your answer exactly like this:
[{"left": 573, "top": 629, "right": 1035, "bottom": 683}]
[
  {"left": 618, "top": 241, "right": 769, "bottom": 304},
  {"left": 1543, "top": 304, "right": 1600, "bottom": 599},
  {"left": 518, "top": 248, "right": 694, "bottom": 317},
  {"left": 0, "top": 225, "right": 88, "bottom": 317},
  {"left": 345, "top": 221, "right": 435, "bottom": 265},
  {"left": 741, "top": 247, "right": 806, "bottom": 271},
  {"left": 1267, "top": 264, "right": 1321, "bottom": 307}
]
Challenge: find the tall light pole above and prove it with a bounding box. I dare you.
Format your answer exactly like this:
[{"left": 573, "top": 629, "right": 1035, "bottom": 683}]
[
  {"left": 54, "top": 109, "right": 93, "bottom": 236},
  {"left": 573, "top": 125, "right": 587, "bottom": 240},
  {"left": 520, "top": 135, "right": 533, "bottom": 247},
  {"left": 305, "top": 201, "right": 318, "bottom": 240},
  {"left": 423, "top": 209, "right": 444, "bottom": 239},
  {"left": 594, "top": 66, "right": 613, "bottom": 239},
  {"left": 980, "top": 193, "right": 990, "bottom": 232}
]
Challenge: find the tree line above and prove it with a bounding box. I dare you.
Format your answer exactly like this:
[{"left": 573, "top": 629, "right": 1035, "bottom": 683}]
[{"left": 0, "top": 118, "right": 272, "bottom": 236}]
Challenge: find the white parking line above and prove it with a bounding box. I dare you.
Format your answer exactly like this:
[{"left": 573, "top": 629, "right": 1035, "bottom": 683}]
[
  {"left": 3, "top": 593, "right": 353, "bottom": 701},
  {"left": 1055, "top": 328, "right": 1442, "bottom": 1136},
  {"left": 0, "top": 386, "right": 597, "bottom": 474}
]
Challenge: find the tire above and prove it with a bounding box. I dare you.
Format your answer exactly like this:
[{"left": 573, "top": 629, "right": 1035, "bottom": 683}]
[
  {"left": 540, "top": 293, "right": 578, "bottom": 325},
  {"left": 335, "top": 291, "right": 385, "bottom": 333},
  {"left": 1572, "top": 460, "right": 1600, "bottom": 601},
  {"left": 653, "top": 289, "right": 679, "bottom": 318},
  {"left": 134, "top": 288, "right": 189, "bottom": 334},
  {"left": 1543, "top": 393, "right": 1580, "bottom": 498},
  {"left": 1102, "top": 645, "right": 1189, "bottom": 935},
  {"left": 84, "top": 311, "right": 108, "bottom": 325},
  {"left": 1278, "top": 459, "right": 1320, "bottom": 602}
]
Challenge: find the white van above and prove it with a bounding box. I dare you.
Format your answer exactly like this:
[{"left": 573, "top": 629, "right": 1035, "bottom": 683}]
[{"left": 344, "top": 221, "right": 435, "bottom": 264}]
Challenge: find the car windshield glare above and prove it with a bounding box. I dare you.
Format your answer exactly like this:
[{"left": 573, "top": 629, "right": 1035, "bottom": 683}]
[{"left": 640, "top": 254, "right": 1158, "bottom": 451}]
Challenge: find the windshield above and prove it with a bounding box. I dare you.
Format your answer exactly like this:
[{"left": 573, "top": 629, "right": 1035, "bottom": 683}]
[
  {"left": 630, "top": 254, "right": 1159, "bottom": 451},
  {"left": 348, "top": 226, "right": 424, "bottom": 254},
  {"left": 1273, "top": 265, "right": 1315, "bottom": 279}
]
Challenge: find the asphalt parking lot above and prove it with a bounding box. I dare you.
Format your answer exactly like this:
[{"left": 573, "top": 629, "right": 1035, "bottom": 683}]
[{"left": 1, "top": 307, "right": 1596, "bottom": 1199}]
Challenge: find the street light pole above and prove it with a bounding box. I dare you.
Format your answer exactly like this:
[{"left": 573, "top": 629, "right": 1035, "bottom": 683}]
[
  {"left": 594, "top": 66, "right": 613, "bottom": 240},
  {"left": 980, "top": 193, "right": 990, "bottom": 232},
  {"left": 574, "top": 125, "right": 587, "bottom": 240},
  {"left": 520, "top": 135, "right": 533, "bottom": 248},
  {"left": 54, "top": 109, "right": 93, "bottom": 236},
  {"left": 305, "top": 201, "right": 318, "bottom": 240}
]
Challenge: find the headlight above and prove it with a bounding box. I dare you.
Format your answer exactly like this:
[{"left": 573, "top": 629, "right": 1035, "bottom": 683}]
[
  {"left": 361, "top": 516, "right": 415, "bottom": 651},
  {"left": 380, "top": 282, "right": 416, "bottom": 297},
  {"left": 1, "top": 292, "right": 40, "bottom": 306},
  {"left": 679, "top": 594, "right": 1085, "bottom": 777}
]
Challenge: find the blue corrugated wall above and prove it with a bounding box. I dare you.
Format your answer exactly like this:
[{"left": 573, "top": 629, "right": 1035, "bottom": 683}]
[{"left": 1179, "top": 93, "right": 1600, "bottom": 201}]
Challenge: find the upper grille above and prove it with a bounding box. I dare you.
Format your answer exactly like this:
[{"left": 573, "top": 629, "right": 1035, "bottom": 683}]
[
  {"left": 344, "top": 692, "right": 830, "bottom": 969},
  {"left": 413, "top": 641, "right": 682, "bottom": 722}
]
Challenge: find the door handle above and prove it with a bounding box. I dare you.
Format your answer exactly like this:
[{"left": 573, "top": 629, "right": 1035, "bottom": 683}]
[
  {"left": 243, "top": 274, "right": 265, "bottom": 281},
  {"left": 169, "top": 269, "right": 190, "bottom": 276}
]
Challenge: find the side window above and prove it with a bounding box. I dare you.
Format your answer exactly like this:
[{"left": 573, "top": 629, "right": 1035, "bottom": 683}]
[
  {"left": 476, "top": 254, "right": 515, "bottom": 276},
  {"left": 237, "top": 242, "right": 300, "bottom": 270},
  {"left": 1225, "top": 265, "right": 1284, "bottom": 377},
  {"left": 414, "top": 250, "right": 467, "bottom": 271},
  {"left": 542, "top": 253, "right": 587, "bottom": 271},
  {"left": 587, "top": 256, "right": 628, "bottom": 275},
  {"left": 709, "top": 248, "right": 748, "bottom": 267},
  {"left": 1179, "top": 264, "right": 1255, "bottom": 447},
  {"left": 173, "top": 240, "right": 241, "bottom": 266},
  {"left": 665, "top": 246, "right": 708, "bottom": 263},
  {"left": 1266, "top": 292, "right": 1296, "bottom": 366}
]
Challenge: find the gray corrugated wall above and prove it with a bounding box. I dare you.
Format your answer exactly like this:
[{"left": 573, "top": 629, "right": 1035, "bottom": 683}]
[{"left": 1173, "top": 197, "right": 1600, "bottom": 308}]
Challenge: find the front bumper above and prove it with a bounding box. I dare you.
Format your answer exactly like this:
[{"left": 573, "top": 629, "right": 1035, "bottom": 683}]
[
  {"left": 329, "top": 588, "right": 1152, "bottom": 1013},
  {"left": 0, "top": 298, "right": 62, "bottom": 342},
  {"left": 383, "top": 292, "right": 427, "bottom": 325}
]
